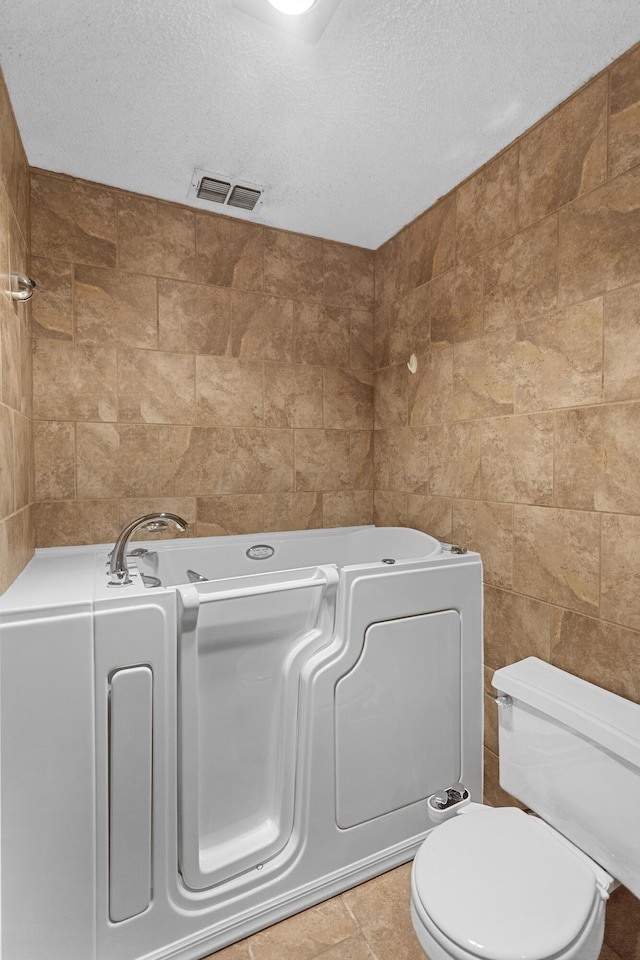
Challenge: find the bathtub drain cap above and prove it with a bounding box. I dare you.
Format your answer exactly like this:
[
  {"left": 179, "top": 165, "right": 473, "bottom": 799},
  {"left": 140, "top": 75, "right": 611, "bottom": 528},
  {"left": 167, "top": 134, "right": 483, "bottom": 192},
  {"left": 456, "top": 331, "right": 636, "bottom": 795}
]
[{"left": 246, "top": 544, "right": 275, "bottom": 560}]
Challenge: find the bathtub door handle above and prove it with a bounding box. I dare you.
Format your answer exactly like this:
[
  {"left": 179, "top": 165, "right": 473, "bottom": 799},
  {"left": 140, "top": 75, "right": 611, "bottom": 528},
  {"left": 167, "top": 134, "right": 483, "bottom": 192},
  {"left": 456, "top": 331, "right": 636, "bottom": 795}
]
[
  {"left": 188, "top": 564, "right": 339, "bottom": 605},
  {"left": 176, "top": 565, "right": 340, "bottom": 640}
]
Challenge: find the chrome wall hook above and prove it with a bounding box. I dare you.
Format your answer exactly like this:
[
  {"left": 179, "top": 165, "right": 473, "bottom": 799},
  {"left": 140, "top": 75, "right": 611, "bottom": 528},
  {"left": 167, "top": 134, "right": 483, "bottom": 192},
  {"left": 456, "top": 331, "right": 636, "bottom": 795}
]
[{"left": 10, "top": 273, "right": 37, "bottom": 301}]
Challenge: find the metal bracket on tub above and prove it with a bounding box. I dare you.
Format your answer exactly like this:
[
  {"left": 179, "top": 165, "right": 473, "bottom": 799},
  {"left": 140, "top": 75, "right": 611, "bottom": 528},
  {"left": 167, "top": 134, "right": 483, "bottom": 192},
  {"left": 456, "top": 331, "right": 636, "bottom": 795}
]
[
  {"left": 440, "top": 542, "right": 468, "bottom": 555},
  {"left": 427, "top": 782, "right": 471, "bottom": 821},
  {"left": 430, "top": 782, "right": 470, "bottom": 810}
]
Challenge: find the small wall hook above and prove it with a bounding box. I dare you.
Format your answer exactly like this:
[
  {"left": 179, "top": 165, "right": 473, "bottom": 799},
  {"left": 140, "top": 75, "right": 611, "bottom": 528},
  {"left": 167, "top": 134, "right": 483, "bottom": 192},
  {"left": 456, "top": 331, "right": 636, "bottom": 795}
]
[
  {"left": 10, "top": 273, "right": 37, "bottom": 302},
  {"left": 407, "top": 353, "right": 418, "bottom": 374}
]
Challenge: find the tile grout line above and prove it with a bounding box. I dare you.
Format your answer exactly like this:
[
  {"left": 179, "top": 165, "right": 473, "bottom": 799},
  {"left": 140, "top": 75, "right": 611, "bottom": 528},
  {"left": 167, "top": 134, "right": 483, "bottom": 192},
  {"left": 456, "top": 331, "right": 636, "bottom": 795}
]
[{"left": 339, "top": 896, "right": 383, "bottom": 960}]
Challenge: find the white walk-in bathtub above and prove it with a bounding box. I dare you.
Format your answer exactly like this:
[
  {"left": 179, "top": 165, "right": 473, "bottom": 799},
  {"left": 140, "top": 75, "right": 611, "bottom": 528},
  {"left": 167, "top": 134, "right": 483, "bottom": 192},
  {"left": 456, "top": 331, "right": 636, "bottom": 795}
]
[{"left": 0, "top": 525, "right": 483, "bottom": 960}]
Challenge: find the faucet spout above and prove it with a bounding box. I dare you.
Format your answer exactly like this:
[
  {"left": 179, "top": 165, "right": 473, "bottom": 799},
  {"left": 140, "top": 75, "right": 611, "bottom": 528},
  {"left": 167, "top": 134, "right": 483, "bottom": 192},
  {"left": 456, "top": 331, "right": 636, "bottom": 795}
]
[{"left": 108, "top": 512, "right": 188, "bottom": 586}]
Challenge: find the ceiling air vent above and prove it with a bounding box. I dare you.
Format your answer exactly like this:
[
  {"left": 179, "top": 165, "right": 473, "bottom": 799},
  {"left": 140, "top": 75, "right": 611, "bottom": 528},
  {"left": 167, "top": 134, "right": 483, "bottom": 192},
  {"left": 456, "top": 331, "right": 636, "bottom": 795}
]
[
  {"left": 228, "top": 185, "right": 261, "bottom": 211},
  {"left": 197, "top": 177, "right": 231, "bottom": 204},
  {"left": 188, "top": 168, "right": 264, "bottom": 215}
]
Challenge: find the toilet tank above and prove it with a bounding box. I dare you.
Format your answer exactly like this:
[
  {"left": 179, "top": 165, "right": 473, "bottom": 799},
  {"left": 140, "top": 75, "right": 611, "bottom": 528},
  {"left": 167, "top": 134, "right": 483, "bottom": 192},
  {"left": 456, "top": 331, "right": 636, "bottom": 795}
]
[{"left": 493, "top": 657, "right": 640, "bottom": 899}]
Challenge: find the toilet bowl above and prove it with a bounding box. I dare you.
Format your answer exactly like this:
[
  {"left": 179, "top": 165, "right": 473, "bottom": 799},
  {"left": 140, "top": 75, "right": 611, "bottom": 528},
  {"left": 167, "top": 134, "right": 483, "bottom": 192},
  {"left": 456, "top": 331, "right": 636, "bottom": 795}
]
[
  {"left": 410, "top": 806, "right": 611, "bottom": 960},
  {"left": 409, "top": 658, "right": 640, "bottom": 960}
]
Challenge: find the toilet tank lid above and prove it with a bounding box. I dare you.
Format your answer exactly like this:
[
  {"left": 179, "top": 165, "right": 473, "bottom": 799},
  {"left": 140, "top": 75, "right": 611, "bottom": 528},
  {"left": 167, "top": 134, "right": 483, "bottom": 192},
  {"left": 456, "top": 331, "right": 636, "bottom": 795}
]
[{"left": 493, "top": 658, "right": 640, "bottom": 770}]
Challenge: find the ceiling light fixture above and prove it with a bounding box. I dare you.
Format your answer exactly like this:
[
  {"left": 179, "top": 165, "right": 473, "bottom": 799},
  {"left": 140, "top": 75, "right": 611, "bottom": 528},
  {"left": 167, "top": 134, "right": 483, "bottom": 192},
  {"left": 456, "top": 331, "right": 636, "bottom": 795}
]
[
  {"left": 232, "top": 0, "right": 339, "bottom": 43},
  {"left": 266, "top": 0, "right": 318, "bottom": 13}
]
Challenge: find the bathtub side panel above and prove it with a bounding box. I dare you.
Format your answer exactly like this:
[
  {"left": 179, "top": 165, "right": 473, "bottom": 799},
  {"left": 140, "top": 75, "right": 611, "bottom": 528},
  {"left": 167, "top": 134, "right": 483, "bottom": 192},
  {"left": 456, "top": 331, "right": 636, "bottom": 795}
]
[
  {"left": 328, "top": 557, "right": 483, "bottom": 840},
  {"left": 335, "top": 609, "right": 462, "bottom": 827},
  {"left": 0, "top": 608, "right": 96, "bottom": 960},
  {"left": 94, "top": 592, "right": 203, "bottom": 960},
  {"left": 275, "top": 556, "right": 483, "bottom": 891}
]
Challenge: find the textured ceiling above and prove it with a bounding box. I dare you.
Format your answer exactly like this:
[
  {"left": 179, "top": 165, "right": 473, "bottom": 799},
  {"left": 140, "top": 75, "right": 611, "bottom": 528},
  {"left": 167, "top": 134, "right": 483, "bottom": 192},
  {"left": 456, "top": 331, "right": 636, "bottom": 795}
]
[{"left": 1, "top": 0, "right": 639, "bottom": 248}]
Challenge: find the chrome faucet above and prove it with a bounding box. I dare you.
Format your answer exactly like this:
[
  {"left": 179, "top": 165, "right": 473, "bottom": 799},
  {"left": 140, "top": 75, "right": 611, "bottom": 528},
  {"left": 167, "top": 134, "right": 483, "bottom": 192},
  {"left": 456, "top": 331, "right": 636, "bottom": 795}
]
[{"left": 107, "top": 512, "right": 188, "bottom": 586}]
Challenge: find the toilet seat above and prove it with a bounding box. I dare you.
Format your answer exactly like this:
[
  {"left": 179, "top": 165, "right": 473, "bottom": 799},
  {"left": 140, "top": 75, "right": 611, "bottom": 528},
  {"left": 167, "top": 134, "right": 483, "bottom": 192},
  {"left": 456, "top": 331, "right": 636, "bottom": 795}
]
[
  {"left": 412, "top": 807, "right": 606, "bottom": 960},
  {"left": 411, "top": 890, "right": 604, "bottom": 960}
]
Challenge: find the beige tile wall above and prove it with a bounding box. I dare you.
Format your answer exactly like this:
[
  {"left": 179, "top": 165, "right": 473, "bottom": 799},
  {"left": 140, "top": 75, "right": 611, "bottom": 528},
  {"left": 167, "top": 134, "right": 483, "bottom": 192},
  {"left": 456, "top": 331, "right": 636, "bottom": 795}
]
[
  {"left": 0, "top": 67, "right": 34, "bottom": 591},
  {"left": 29, "top": 171, "right": 375, "bottom": 545},
  {"left": 373, "top": 41, "right": 640, "bottom": 958}
]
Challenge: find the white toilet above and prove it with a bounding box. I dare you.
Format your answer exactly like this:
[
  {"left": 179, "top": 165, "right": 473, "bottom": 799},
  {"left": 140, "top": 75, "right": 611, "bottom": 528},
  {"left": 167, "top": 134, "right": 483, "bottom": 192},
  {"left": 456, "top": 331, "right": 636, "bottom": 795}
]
[{"left": 410, "top": 657, "right": 640, "bottom": 960}]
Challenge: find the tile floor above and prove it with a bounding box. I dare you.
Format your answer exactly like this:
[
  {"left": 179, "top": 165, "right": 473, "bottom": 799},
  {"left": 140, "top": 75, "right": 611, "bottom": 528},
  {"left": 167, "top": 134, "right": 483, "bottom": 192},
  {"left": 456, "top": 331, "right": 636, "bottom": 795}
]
[
  {"left": 203, "top": 860, "right": 629, "bottom": 960},
  {"left": 204, "top": 862, "right": 423, "bottom": 960}
]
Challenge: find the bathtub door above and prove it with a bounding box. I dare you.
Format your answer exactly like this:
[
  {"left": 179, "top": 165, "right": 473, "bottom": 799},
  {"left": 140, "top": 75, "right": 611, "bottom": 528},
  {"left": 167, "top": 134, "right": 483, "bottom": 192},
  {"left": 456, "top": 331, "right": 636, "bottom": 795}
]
[{"left": 177, "top": 565, "right": 338, "bottom": 890}]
